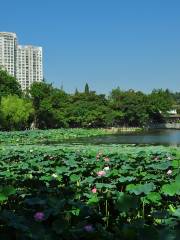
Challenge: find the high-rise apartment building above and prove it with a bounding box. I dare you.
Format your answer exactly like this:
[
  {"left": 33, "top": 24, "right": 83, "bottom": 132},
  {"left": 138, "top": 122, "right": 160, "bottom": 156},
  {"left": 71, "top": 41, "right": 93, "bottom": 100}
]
[
  {"left": 0, "top": 32, "right": 43, "bottom": 90},
  {"left": 0, "top": 32, "right": 17, "bottom": 77},
  {"left": 17, "top": 45, "right": 43, "bottom": 90}
]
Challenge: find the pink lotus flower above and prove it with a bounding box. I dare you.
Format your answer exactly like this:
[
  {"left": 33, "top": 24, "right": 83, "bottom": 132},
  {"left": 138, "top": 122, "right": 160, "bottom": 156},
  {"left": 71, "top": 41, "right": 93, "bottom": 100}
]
[
  {"left": 91, "top": 187, "right": 97, "bottom": 193},
  {"left": 84, "top": 224, "right": 94, "bottom": 232},
  {"left": 104, "top": 157, "right": 110, "bottom": 162},
  {"left": 167, "top": 169, "right": 172, "bottom": 175},
  {"left": 97, "top": 170, "right": 106, "bottom": 177},
  {"left": 34, "top": 212, "right": 45, "bottom": 221},
  {"left": 96, "top": 152, "right": 103, "bottom": 159}
]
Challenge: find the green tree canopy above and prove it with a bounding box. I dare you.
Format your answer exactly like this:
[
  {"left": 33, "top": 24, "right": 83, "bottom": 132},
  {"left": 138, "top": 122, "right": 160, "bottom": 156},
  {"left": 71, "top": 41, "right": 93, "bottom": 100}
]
[
  {"left": 147, "top": 89, "right": 174, "bottom": 122},
  {"left": 84, "top": 83, "right": 90, "bottom": 94},
  {"left": 0, "top": 95, "right": 34, "bottom": 130},
  {"left": 109, "top": 88, "right": 149, "bottom": 126},
  {"left": 0, "top": 69, "right": 22, "bottom": 97},
  {"left": 0, "top": 77, "right": 178, "bottom": 130},
  {"left": 67, "top": 91, "right": 109, "bottom": 127},
  {"left": 29, "top": 82, "right": 69, "bottom": 128}
]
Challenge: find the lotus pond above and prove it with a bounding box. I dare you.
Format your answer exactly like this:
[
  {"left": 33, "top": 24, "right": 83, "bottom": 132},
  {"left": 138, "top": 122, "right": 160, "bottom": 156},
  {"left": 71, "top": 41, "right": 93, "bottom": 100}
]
[
  {"left": 0, "top": 128, "right": 111, "bottom": 145},
  {"left": 0, "top": 130, "right": 180, "bottom": 239}
]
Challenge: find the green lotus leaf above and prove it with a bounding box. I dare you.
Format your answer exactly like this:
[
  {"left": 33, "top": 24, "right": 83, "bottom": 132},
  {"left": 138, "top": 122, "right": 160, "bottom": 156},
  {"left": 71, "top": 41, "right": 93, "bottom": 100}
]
[
  {"left": 70, "top": 174, "right": 81, "bottom": 182},
  {"left": 118, "top": 176, "right": 136, "bottom": 183},
  {"left": 161, "top": 181, "right": 180, "bottom": 196},
  {"left": 87, "top": 195, "right": 99, "bottom": 205},
  {"left": 96, "top": 183, "right": 116, "bottom": 189},
  {"left": 0, "top": 186, "right": 16, "bottom": 202},
  {"left": 149, "top": 161, "right": 171, "bottom": 170},
  {"left": 126, "top": 183, "right": 156, "bottom": 195},
  {"left": 172, "top": 159, "right": 179, "bottom": 168},
  {"left": 56, "top": 166, "right": 69, "bottom": 174},
  {"left": 0, "top": 194, "right": 8, "bottom": 202},
  {"left": 146, "top": 192, "right": 162, "bottom": 205}
]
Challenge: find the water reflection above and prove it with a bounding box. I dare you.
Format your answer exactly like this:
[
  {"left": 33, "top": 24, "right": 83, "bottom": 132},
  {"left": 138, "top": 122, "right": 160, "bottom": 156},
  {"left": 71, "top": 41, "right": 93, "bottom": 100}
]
[{"left": 63, "top": 129, "right": 180, "bottom": 146}]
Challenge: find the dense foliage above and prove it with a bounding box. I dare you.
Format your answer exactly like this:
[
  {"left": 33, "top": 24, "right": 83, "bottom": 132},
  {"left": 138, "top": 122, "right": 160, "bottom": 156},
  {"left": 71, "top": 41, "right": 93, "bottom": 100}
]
[
  {"left": 1, "top": 95, "right": 34, "bottom": 130},
  {"left": 0, "top": 69, "right": 22, "bottom": 97},
  {"left": 0, "top": 69, "right": 179, "bottom": 130},
  {"left": 0, "top": 144, "right": 179, "bottom": 240}
]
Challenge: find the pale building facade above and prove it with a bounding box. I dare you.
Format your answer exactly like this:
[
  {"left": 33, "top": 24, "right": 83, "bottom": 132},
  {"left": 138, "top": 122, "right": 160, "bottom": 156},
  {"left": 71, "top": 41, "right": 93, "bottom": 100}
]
[
  {"left": 0, "top": 32, "right": 43, "bottom": 90},
  {"left": 17, "top": 45, "right": 43, "bottom": 90},
  {"left": 0, "top": 32, "right": 17, "bottom": 77}
]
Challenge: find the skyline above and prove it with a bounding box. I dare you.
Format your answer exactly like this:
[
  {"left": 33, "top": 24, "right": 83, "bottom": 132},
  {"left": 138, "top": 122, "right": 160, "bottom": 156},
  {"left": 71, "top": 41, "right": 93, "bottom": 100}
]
[{"left": 1, "top": 0, "right": 180, "bottom": 93}]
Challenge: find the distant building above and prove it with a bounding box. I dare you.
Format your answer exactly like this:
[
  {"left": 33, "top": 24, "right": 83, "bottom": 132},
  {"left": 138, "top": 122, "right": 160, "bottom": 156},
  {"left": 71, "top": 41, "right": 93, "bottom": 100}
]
[
  {"left": 0, "top": 32, "right": 17, "bottom": 77},
  {"left": 0, "top": 32, "right": 43, "bottom": 90},
  {"left": 167, "top": 109, "right": 177, "bottom": 115},
  {"left": 17, "top": 45, "right": 43, "bottom": 90}
]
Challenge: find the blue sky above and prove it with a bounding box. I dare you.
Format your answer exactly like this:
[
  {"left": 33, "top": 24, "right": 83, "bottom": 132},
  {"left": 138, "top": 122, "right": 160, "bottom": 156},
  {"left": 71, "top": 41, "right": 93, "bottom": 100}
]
[{"left": 1, "top": 0, "right": 180, "bottom": 93}]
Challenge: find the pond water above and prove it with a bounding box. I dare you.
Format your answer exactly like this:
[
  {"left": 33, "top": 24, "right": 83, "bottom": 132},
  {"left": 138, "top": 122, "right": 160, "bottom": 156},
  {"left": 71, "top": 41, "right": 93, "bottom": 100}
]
[{"left": 64, "top": 129, "right": 180, "bottom": 146}]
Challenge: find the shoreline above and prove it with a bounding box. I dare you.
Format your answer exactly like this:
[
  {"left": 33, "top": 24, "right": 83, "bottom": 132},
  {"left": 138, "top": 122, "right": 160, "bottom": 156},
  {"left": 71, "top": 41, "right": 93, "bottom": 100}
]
[{"left": 104, "top": 127, "right": 143, "bottom": 133}]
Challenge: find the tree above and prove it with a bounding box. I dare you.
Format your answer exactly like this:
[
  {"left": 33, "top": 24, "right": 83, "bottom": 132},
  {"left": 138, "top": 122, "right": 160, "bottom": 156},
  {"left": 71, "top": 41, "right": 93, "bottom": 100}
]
[
  {"left": 84, "top": 83, "right": 90, "bottom": 94},
  {"left": 0, "top": 69, "right": 22, "bottom": 98},
  {"left": 67, "top": 90, "right": 109, "bottom": 128},
  {"left": 109, "top": 87, "right": 124, "bottom": 110},
  {"left": 75, "top": 88, "right": 79, "bottom": 95},
  {"left": 105, "top": 110, "right": 124, "bottom": 127},
  {"left": 29, "top": 82, "right": 54, "bottom": 127},
  {"left": 0, "top": 95, "right": 34, "bottom": 130},
  {"left": 29, "top": 82, "right": 69, "bottom": 128},
  {"left": 39, "top": 88, "right": 69, "bottom": 128},
  {"left": 147, "top": 89, "right": 174, "bottom": 123},
  {"left": 109, "top": 88, "right": 149, "bottom": 126}
]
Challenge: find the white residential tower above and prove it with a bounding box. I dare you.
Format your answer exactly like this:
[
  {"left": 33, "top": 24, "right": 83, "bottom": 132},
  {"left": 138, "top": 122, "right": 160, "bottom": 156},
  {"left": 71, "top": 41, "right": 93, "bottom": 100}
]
[
  {"left": 0, "top": 32, "right": 17, "bottom": 77},
  {"left": 0, "top": 32, "right": 43, "bottom": 90},
  {"left": 17, "top": 45, "right": 43, "bottom": 90}
]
